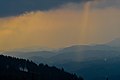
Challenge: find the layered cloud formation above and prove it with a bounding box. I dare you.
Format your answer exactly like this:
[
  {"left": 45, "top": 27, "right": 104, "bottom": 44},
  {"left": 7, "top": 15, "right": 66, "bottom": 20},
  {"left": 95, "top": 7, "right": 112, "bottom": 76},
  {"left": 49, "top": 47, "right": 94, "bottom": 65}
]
[
  {"left": 0, "top": 0, "right": 85, "bottom": 17},
  {"left": 0, "top": 0, "right": 120, "bottom": 49}
]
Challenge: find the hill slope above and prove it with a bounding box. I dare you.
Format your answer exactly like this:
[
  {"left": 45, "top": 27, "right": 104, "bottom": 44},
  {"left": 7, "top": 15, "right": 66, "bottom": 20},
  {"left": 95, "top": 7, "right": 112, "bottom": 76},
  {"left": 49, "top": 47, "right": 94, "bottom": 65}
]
[{"left": 0, "top": 55, "right": 83, "bottom": 80}]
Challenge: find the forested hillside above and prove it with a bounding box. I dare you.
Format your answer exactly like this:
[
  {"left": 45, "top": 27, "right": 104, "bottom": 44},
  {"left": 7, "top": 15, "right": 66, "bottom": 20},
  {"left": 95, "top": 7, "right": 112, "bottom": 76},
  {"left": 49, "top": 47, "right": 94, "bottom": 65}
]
[{"left": 0, "top": 55, "right": 83, "bottom": 80}]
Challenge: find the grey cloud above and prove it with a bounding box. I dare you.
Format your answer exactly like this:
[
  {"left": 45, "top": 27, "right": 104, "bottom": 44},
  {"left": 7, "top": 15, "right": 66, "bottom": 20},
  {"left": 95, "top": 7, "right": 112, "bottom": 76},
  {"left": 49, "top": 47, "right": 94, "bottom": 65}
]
[{"left": 0, "top": 0, "right": 87, "bottom": 17}]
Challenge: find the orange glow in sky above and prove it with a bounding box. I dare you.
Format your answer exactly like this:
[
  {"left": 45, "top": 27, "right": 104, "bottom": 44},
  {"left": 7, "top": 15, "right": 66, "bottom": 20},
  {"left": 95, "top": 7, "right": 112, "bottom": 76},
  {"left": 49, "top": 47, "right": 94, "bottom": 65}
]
[{"left": 0, "top": 1, "right": 120, "bottom": 50}]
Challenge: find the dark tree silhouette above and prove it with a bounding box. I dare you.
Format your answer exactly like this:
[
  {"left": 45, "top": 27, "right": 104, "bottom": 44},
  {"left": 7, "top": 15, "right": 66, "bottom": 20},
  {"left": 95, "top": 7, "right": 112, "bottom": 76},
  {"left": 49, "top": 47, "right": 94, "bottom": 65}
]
[{"left": 0, "top": 55, "right": 83, "bottom": 80}]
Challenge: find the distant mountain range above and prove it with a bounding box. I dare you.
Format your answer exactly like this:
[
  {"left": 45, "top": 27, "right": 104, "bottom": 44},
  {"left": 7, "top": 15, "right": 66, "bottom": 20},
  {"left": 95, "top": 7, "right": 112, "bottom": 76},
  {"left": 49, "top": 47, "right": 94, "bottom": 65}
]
[
  {"left": 1, "top": 38, "right": 120, "bottom": 80},
  {"left": 107, "top": 38, "right": 120, "bottom": 47}
]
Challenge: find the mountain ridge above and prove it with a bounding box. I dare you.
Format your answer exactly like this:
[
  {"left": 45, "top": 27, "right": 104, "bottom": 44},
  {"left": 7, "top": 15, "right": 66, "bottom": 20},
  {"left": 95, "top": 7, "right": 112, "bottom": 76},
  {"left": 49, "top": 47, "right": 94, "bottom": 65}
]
[{"left": 0, "top": 55, "right": 83, "bottom": 80}]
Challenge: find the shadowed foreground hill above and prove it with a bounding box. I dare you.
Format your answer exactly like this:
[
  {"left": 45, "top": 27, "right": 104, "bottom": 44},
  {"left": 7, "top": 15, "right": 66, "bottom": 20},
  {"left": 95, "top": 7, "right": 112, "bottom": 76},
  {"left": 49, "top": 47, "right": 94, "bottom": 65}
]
[{"left": 0, "top": 55, "right": 83, "bottom": 80}]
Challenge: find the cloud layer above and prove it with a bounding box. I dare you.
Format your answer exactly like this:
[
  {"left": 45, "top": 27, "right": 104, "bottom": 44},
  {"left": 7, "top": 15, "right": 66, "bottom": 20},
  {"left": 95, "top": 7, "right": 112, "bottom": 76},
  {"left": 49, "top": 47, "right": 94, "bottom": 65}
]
[
  {"left": 0, "top": 0, "right": 120, "bottom": 50},
  {"left": 0, "top": 0, "right": 85, "bottom": 17}
]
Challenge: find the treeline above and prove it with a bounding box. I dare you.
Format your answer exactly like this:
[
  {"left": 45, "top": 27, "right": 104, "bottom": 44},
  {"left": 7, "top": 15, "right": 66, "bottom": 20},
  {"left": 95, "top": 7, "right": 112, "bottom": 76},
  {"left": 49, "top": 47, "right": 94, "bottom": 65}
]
[{"left": 0, "top": 55, "right": 83, "bottom": 80}]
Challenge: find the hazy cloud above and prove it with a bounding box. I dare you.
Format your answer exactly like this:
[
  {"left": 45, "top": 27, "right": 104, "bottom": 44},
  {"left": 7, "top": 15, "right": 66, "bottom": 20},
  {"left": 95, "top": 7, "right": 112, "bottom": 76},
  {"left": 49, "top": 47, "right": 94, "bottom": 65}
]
[
  {"left": 0, "top": 0, "right": 120, "bottom": 49},
  {"left": 0, "top": 0, "right": 85, "bottom": 17}
]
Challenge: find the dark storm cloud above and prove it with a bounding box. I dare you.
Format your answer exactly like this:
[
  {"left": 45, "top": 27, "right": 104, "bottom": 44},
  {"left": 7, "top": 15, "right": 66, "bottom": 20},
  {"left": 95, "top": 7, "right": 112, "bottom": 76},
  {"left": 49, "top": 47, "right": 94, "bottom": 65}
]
[{"left": 0, "top": 0, "right": 91, "bottom": 17}]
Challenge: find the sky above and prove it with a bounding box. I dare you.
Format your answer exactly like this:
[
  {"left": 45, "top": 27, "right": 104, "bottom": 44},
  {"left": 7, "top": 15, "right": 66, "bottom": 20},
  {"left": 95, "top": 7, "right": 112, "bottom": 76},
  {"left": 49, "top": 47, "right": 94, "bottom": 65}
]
[{"left": 0, "top": 0, "right": 120, "bottom": 50}]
